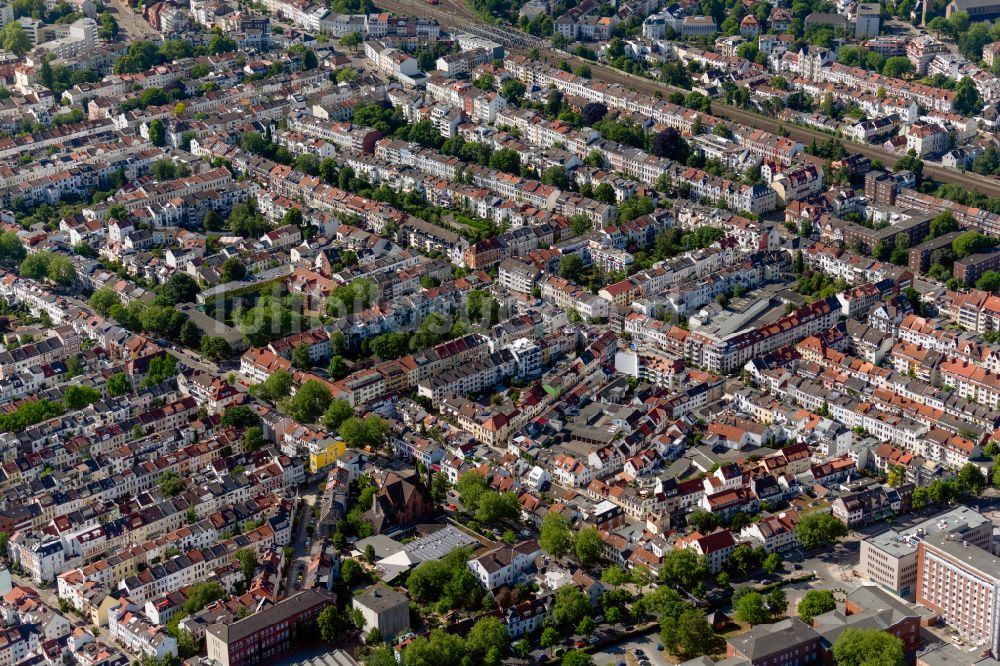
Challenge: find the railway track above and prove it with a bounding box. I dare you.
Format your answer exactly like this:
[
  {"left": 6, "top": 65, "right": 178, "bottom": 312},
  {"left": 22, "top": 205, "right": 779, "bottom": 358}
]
[{"left": 373, "top": 0, "right": 1000, "bottom": 199}]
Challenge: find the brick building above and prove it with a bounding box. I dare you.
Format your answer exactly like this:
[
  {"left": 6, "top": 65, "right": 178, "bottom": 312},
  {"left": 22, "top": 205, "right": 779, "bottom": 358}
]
[
  {"left": 726, "top": 617, "right": 822, "bottom": 665},
  {"left": 205, "top": 589, "right": 335, "bottom": 666},
  {"left": 954, "top": 248, "right": 1000, "bottom": 286}
]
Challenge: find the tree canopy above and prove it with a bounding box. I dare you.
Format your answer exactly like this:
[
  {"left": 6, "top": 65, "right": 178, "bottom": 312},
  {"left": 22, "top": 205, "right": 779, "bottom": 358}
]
[{"left": 832, "top": 628, "right": 905, "bottom": 666}]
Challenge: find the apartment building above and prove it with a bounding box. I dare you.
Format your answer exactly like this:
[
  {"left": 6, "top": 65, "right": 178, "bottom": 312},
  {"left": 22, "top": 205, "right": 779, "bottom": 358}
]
[
  {"left": 108, "top": 601, "right": 177, "bottom": 661},
  {"left": 916, "top": 534, "right": 1000, "bottom": 654},
  {"left": 467, "top": 540, "right": 542, "bottom": 591}
]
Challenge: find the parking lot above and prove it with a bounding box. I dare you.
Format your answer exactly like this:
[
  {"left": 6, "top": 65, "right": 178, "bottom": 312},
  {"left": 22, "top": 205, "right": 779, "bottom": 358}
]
[{"left": 588, "top": 629, "right": 667, "bottom": 666}]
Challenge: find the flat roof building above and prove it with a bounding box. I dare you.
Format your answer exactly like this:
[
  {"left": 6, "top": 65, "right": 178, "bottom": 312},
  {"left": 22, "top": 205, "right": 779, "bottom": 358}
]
[
  {"left": 860, "top": 506, "right": 992, "bottom": 599},
  {"left": 916, "top": 534, "right": 1000, "bottom": 655},
  {"left": 352, "top": 584, "right": 409, "bottom": 641}
]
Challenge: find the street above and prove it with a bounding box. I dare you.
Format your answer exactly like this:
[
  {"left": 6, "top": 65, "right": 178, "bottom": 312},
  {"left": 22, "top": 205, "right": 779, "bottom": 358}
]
[
  {"left": 162, "top": 341, "right": 222, "bottom": 376},
  {"left": 281, "top": 486, "right": 320, "bottom": 596},
  {"left": 103, "top": 0, "right": 160, "bottom": 39}
]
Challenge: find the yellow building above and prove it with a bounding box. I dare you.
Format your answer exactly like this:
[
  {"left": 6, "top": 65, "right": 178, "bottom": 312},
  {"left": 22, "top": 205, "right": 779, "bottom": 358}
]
[{"left": 307, "top": 437, "right": 346, "bottom": 474}]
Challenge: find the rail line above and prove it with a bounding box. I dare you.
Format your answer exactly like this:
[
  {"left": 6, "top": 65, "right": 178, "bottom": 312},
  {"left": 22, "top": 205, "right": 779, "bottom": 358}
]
[{"left": 374, "top": 0, "right": 1000, "bottom": 198}]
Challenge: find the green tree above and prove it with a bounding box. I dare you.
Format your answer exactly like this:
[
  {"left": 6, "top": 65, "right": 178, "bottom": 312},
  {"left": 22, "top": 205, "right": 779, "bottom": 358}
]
[
  {"left": 559, "top": 254, "right": 584, "bottom": 282},
  {"left": 18, "top": 251, "right": 52, "bottom": 280},
  {"left": 762, "top": 552, "right": 782, "bottom": 575},
  {"left": 688, "top": 510, "right": 719, "bottom": 533},
  {"left": 1, "top": 23, "right": 31, "bottom": 55},
  {"left": 541, "top": 166, "right": 569, "bottom": 189},
  {"left": 659, "top": 548, "right": 709, "bottom": 591},
  {"left": 300, "top": 48, "right": 318, "bottom": 70},
  {"left": 243, "top": 426, "right": 265, "bottom": 452},
  {"left": 291, "top": 343, "right": 312, "bottom": 369},
  {"left": 199, "top": 336, "right": 231, "bottom": 362},
  {"left": 952, "top": 231, "right": 993, "bottom": 259},
  {"left": 338, "top": 415, "right": 389, "bottom": 450},
  {"left": 798, "top": 589, "right": 836, "bottom": 624},
  {"left": 560, "top": 651, "right": 593, "bottom": 666},
  {"left": 46, "top": 255, "right": 76, "bottom": 286},
  {"left": 403, "top": 630, "right": 466, "bottom": 666},
  {"left": 795, "top": 511, "right": 848, "bottom": 549},
  {"left": 735, "top": 591, "right": 769, "bottom": 625},
  {"left": 323, "top": 400, "right": 353, "bottom": 430},
  {"left": 476, "top": 491, "right": 520, "bottom": 523},
  {"left": 63, "top": 385, "right": 100, "bottom": 410},
  {"left": 767, "top": 588, "right": 788, "bottom": 618},
  {"left": 882, "top": 56, "right": 913, "bottom": 77},
  {"left": 65, "top": 355, "right": 84, "bottom": 378},
  {"left": 432, "top": 473, "right": 450, "bottom": 504},
  {"left": 235, "top": 548, "right": 257, "bottom": 587},
  {"left": 659, "top": 608, "right": 715, "bottom": 660},
  {"left": 466, "top": 616, "right": 509, "bottom": 660},
  {"left": 540, "top": 626, "right": 560, "bottom": 649},
  {"left": 147, "top": 119, "right": 166, "bottom": 147},
  {"left": 209, "top": 33, "right": 238, "bottom": 54},
  {"left": 98, "top": 11, "right": 119, "bottom": 40},
  {"left": 954, "top": 77, "right": 982, "bottom": 116},
  {"left": 108, "top": 372, "right": 130, "bottom": 397},
  {"left": 220, "top": 405, "right": 259, "bottom": 429},
  {"left": 575, "top": 527, "right": 603, "bottom": 565},
  {"left": 254, "top": 369, "right": 293, "bottom": 402},
  {"left": 220, "top": 258, "right": 246, "bottom": 283},
  {"left": 340, "top": 31, "right": 362, "bottom": 51},
  {"left": 159, "top": 273, "right": 201, "bottom": 305},
  {"left": 602, "top": 565, "right": 631, "bottom": 587},
  {"left": 832, "top": 628, "right": 905, "bottom": 666},
  {"left": 0, "top": 231, "right": 25, "bottom": 265},
  {"left": 288, "top": 380, "right": 331, "bottom": 422},
  {"left": 977, "top": 271, "right": 1000, "bottom": 292},
  {"left": 317, "top": 606, "right": 350, "bottom": 643},
  {"left": 929, "top": 211, "right": 957, "bottom": 238},
  {"left": 157, "top": 471, "right": 185, "bottom": 496},
  {"left": 540, "top": 512, "right": 574, "bottom": 558},
  {"left": 456, "top": 471, "right": 488, "bottom": 511},
  {"left": 552, "top": 585, "right": 590, "bottom": 629},
  {"left": 488, "top": 148, "right": 521, "bottom": 174},
  {"left": 180, "top": 320, "right": 201, "bottom": 348},
  {"left": 958, "top": 462, "right": 987, "bottom": 494},
  {"left": 340, "top": 558, "right": 363, "bottom": 586},
  {"left": 500, "top": 79, "right": 526, "bottom": 105}
]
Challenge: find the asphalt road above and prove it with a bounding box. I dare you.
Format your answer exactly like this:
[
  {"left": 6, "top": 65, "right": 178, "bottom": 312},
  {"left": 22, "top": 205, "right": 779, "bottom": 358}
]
[
  {"left": 376, "top": 0, "right": 1000, "bottom": 199},
  {"left": 282, "top": 487, "right": 319, "bottom": 596},
  {"left": 164, "top": 343, "right": 220, "bottom": 375},
  {"left": 103, "top": 0, "right": 160, "bottom": 39}
]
